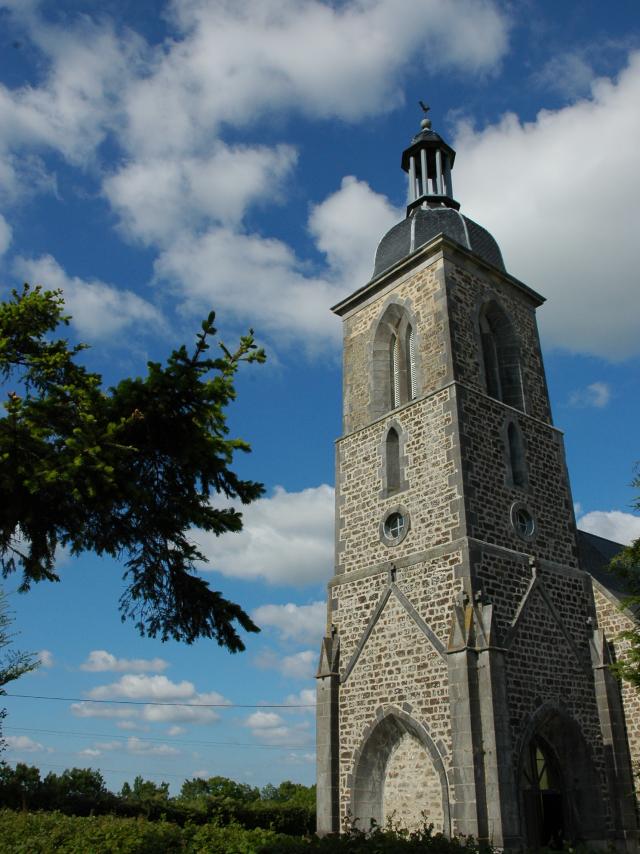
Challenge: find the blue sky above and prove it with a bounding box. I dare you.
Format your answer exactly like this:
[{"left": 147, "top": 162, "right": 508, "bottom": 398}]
[{"left": 1, "top": 0, "right": 639, "bottom": 794}]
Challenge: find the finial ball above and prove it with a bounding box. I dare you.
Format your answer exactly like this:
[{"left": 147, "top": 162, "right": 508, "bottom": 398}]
[{"left": 420, "top": 117, "right": 432, "bottom": 130}]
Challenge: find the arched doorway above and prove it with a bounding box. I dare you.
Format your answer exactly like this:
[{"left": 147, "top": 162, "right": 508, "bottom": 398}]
[
  {"left": 518, "top": 707, "right": 605, "bottom": 849},
  {"left": 351, "top": 708, "right": 450, "bottom": 834},
  {"left": 520, "top": 736, "right": 565, "bottom": 849}
]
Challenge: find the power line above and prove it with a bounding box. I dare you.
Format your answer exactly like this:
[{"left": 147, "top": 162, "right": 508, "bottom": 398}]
[
  {"left": 4, "top": 725, "right": 313, "bottom": 751},
  {"left": 6, "top": 692, "right": 315, "bottom": 709}
]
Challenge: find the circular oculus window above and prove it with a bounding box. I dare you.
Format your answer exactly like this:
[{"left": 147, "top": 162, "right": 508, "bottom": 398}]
[
  {"left": 511, "top": 502, "right": 536, "bottom": 540},
  {"left": 381, "top": 508, "right": 410, "bottom": 546}
]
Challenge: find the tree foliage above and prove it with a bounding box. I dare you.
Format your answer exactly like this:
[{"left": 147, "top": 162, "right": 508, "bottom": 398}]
[
  {"left": 0, "top": 590, "right": 38, "bottom": 752},
  {"left": 609, "top": 465, "right": 640, "bottom": 688},
  {"left": 0, "top": 285, "right": 265, "bottom": 649}
]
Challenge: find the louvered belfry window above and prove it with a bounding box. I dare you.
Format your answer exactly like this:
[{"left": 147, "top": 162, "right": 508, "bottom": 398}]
[
  {"left": 390, "top": 334, "right": 400, "bottom": 409},
  {"left": 406, "top": 324, "right": 416, "bottom": 401}
]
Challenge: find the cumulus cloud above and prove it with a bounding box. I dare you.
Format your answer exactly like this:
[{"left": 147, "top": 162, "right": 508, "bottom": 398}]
[
  {"left": 0, "top": 214, "right": 12, "bottom": 256},
  {"left": 91, "top": 737, "right": 179, "bottom": 757},
  {"left": 38, "top": 649, "right": 54, "bottom": 668},
  {"left": 568, "top": 382, "right": 611, "bottom": 408},
  {"left": 71, "top": 702, "right": 133, "bottom": 720},
  {"left": 80, "top": 650, "right": 169, "bottom": 674},
  {"left": 255, "top": 649, "right": 317, "bottom": 680},
  {"left": 196, "top": 485, "right": 333, "bottom": 585},
  {"left": 123, "top": 0, "right": 508, "bottom": 159},
  {"left": 4, "top": 735, "right": 48, "bottom": 752},
  {"left": 153, "top": 176, "right": 400, "bottom": 347},
  {"left": 81, "top": 675, "right": 230, "bottom": 725},
  {"left": 79, "top": 748, "right": 102, "bottom": 757},
  {"left": 578, "top": 510, "right": 640, "bottom": 546},
  {"left": 454, "top": 51, "right": 640, "bottom": 361},
  {"left": 13, "top": 254, "right": 162, "bottom": 340},
  {"left": 308, "top": 175, "right": 402, "bottom": 284},
  {"left": 252, "top": 601, "right": 326, "bottom": 646},
  {"left": 244, "top": 709, "right": 312, "bottom": 746},
  {"left": 88, "top": 674, "right": 199, "bottom": 701},
  {"left": 154, "top": 228, "right": 342, "bottom": 349},
  {"left": 104, "top": 144, "right": 297, "bottom": 246},
  {"left": 284, "top": 688, "right": 316, "bottom": 712}
]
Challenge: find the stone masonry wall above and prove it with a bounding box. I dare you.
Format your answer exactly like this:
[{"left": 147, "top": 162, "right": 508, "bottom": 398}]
[
  {"left": 445, "top": 255, "right": 552, "bottom": 424},
  {"left": 336, "top": 391, "right": 459, "bottom": 575},
  {"left": 593, "top": 583, "right": 640, "bottom": 788},
  {"left": 334, "top": 564, "right": 456, "bottom": 828},
  {"left": 460, "top": 385, "right": 579, "bottom": 567},
  {"left": 384, "top": 732, "right": 444, "bottom": 831},
  {"left": 341, "top": 256, "right": 447, "bottom": 435}
]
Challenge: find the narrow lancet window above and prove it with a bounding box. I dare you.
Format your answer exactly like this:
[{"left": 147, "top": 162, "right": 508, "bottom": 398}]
[
  {"left": 507, "top": 421, "right": 527, "bottom": 488},
  {"left": 386, "top": 428, "right": 400, "bottom": 494}
]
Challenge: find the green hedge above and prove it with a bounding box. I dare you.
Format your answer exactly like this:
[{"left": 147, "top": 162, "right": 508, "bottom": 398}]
[{"left": 0, "top": 810, "right": 495, "bottom": 853}]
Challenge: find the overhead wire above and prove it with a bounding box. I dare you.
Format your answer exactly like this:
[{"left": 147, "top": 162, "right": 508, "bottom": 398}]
[{"left": 5, "top": 692, "right": 315, "bottom": 709}]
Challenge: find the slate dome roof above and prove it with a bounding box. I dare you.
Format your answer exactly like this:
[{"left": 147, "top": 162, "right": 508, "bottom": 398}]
[{"left": 373, "top": 206, "right": 505, "bottom": 279}]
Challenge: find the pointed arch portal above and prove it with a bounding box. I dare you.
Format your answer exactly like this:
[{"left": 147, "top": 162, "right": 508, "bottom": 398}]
[
  {"left": 518, "top": 706, "right": 605, "bottom": 849},
  {"left": 351, "top": 708, "right": 450, "bottom": 834}
]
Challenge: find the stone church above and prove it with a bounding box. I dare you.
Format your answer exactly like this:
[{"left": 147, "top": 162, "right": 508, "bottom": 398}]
[{"left": 316, "top": 111, "right": 640, "bottom": 851}]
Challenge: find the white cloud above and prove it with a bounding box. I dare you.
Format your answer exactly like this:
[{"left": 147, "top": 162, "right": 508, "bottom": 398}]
[
  {"left": 196, "top": 485, "right": 333, "bottom": 585},
  {"left": 154, "top": 228, "right": 342, "bottom": 349},
  {"left": 79, "top": 748, "right": 102, "bottom": 757},
  {"left": 284, "top": 688, "right": 316, "bottom": 712},
  {"left": 244, "top": 709, "right": 312, "bottom": 746},
  {"left": 104, "top": 144, "right": 297, "bottom": 246},
  {"left": 256, "top": 649, "right": 317, "bottom": 680},
  {"left": 82, "top": 675, "right": 229, "bottom": 725},
  {"left": 141, "top": 694, "right": 222, "bottom": 725},
  {"left": 153, "top": 177, "right": 401, "bottom": 350},
  {"left": 38, "top": 649, "right": 54, "bottom": 668},
  {"left": 252, "top": 601, "right": 326, "bottom": 645},
  {"left": 4, "top": 735, "right": 47, "bottom": 752},
  {"left": 123, "top": 0, "right": 508, "bottom": 159},
  {"left": 88, "top": 674, "right": 197, "bottom": 701},
  {"left": 13, "top": 254, "right": 162, "bottom": 340},
  {"left": 568, "top": 382, "right": 611, "bottom": 408},
  {"left": 0, "top": 214, "right": 12, "bottom": 256},
  {"left": 70, "top": 702, "right": 132, "bottom": 720},
  {"left": 578, "top": 511, "right": 640, "bottom": 546},
  {"left": 92, "top": 737, "right": 179, "bottom": 756},
  {"left": 0, "top": 12, "right": 142, "bottom": 167},
  {"left": 533, "top": 52, "right": 596, "bottom": 99},
  {"left": 125, "top": 737, "right": 180, "bottom": 757},
  {"left": 80, "top": 650, "right": 169, "bottom": 674},
  {"left": 167, "top": 725, "right": 186, "bottom": 736},
  {"left": 308, "top": 176, "right": 402, "bottom": 285},
  {"left": 454, "top": 51, "right": 640, "bottom": 360}
]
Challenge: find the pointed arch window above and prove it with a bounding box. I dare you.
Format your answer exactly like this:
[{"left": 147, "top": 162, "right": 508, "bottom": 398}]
[
  {"left": 479, "top": 301, "right": 524, "bottom": 411},
  {"left": 372, "top": 305, "right": 419, "bottom": 419},
  {"left": 507, "top": 421, "right": 527, "bottom": 489}
]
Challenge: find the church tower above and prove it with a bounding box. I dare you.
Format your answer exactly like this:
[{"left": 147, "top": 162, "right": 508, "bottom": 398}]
[{"left": 316, "top": 110, "right": 639, "bottom": 850}]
